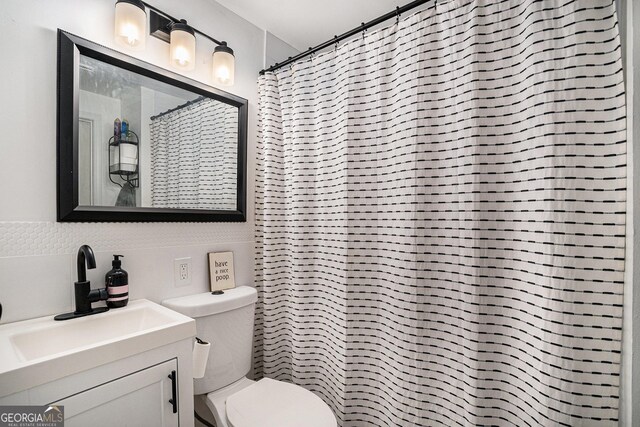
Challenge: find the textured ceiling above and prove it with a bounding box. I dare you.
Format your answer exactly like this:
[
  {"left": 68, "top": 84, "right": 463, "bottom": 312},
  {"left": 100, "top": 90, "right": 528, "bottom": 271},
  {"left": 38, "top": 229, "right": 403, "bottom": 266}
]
[{"left": 213, "top": 0, "right": 406, "bottom": 51}]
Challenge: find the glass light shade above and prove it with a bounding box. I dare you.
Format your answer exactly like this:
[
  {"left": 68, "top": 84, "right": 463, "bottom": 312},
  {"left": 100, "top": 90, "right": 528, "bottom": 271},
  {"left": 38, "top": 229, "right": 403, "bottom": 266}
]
[
  {"left": 170, "top": 25, "right": 196, "bottom": 71},
  {"left": 212, "top": 46, "right": 235, "bottom": 86},
  {"left": 114, "top": 0, "right": 146, "bottom": 50}
]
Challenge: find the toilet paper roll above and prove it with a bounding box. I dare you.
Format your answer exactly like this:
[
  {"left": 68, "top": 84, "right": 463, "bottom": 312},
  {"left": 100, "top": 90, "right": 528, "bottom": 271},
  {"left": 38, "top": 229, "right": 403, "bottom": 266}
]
[
  {"left": 192, "top": 338, "right": 211, "bottom": 379},
  {"left": 120, "top": 143, "right": 137, "bottom": 159}
]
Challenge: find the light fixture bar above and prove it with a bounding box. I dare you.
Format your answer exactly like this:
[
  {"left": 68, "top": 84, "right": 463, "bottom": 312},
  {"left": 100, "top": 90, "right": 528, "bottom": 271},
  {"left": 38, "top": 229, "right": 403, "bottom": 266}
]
[
  {"left": 149, "top": 10, "right": 171, "bottom": 43},
  {"left": 142, "top": 2, "right": 223, "bottom": 46},
  {"left": 118, "top": 1, "right": 235, "bottom": 85}
]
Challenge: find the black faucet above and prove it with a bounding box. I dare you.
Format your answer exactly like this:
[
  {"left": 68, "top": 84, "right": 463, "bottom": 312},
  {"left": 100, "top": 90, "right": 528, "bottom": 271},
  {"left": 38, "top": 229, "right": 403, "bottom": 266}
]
[{"left": 54, "top": 245, "right": 110, "bottom": 321}]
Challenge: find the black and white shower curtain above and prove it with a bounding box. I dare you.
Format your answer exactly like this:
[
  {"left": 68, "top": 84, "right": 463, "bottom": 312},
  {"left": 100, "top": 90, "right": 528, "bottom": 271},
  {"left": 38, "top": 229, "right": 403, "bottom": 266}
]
[
  {"left": 255, "top": 1, "right": 626, "bottom": 425},
  {"left": 150, "top": 98, "right": 237, "bottom": 210}
]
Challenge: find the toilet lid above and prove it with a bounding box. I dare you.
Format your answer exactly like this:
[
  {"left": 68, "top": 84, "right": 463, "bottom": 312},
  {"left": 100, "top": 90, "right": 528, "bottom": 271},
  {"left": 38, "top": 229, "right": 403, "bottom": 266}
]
[{"left": 226, "top": 378, "right": 337, "bottom": 427}]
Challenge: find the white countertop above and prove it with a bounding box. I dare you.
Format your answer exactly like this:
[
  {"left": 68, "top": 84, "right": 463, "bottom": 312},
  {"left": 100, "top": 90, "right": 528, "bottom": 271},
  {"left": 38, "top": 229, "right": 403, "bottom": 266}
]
[{"left": 0, "top": 299, "right": 196, "bottom": 397}]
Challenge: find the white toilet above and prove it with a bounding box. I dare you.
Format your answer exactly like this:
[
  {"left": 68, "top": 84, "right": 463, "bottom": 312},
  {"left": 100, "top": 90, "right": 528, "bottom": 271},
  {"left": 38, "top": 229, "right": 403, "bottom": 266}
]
[{"left": 163, "top": 286, "right": 337, "bottom": 427}]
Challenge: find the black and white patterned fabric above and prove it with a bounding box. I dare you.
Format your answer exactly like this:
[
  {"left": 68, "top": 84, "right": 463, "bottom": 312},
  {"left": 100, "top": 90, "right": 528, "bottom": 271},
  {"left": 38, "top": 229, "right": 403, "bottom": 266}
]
[
  {"left": 150, "top": 98, "right": 237, "bottom": 210},
  {"left": 255, "top": 1, "right": 626, "bottom": 426}
]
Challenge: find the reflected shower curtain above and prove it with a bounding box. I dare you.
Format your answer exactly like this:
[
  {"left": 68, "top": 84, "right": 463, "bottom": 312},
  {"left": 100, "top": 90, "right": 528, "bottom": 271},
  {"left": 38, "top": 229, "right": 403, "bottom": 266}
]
[
  {"left": 255, "top": 1, "right": 626, "bottom": 425},
  {"left": 150, "top": 98, "right": 238, "bottom": 210}
]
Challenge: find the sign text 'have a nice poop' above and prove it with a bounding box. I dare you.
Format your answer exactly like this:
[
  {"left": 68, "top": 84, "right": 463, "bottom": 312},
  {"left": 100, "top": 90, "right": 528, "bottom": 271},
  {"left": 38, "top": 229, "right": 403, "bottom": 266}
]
[{"left": 208, "top": 252, "right": 236, "bottom": 292}]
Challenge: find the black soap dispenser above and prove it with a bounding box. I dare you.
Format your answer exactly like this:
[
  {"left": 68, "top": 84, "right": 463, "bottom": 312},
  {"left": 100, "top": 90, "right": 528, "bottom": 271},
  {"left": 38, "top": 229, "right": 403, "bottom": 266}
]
[{"left": 105, "top": 255, "right": 128, "bottom": 308}]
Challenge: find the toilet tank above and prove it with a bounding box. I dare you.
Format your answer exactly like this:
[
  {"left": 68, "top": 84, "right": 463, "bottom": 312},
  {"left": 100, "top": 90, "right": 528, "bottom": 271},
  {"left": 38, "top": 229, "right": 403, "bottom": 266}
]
[{"left": 162, "top": 286, "right": 257, "bottom": 395}]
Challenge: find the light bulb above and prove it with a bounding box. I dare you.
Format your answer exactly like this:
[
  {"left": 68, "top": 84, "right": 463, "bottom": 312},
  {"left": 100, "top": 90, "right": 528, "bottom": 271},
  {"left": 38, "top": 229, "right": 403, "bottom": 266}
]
[
  {"left": 122, "top": 23, "right": 139, "bottom": 46},
  {"left": 216, "top": 66, "right": 230, "bottom": 82},
  {"left": 174, "top": 47, "right": 190, "bottom": 66}
]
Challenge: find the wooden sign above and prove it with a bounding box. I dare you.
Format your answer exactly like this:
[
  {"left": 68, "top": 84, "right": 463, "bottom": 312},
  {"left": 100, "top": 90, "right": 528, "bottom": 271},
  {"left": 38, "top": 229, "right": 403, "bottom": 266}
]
[{"left": 208, "top": 252, "right": 236, "bottom": 292}]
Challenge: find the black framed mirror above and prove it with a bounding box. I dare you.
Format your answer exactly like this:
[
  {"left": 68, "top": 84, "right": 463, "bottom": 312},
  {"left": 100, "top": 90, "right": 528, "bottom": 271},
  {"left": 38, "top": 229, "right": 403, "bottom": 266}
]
[{"left": 57, "top": 30, "right": 247, "bottom": 222}]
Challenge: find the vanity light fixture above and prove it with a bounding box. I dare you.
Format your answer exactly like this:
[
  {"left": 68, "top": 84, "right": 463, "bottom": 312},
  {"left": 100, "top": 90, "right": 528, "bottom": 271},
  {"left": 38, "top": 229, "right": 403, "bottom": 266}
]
[
  {"left": 113, "top": 1, "right": 236, "bottom": 86},
  {"left": 212, "top": 42, "right": 235, "bottom": 86},
  {"left": 169, "top": 20, "right": 196, "bottom": 71},
  {"left": 114, "top": 0, "right": 147, "bottom": 50}
]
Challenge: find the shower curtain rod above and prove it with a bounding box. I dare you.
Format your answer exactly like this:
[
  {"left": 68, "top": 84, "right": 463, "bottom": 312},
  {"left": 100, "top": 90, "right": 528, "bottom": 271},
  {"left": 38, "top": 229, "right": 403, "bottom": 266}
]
[
  {"left": 259, "top": 0, "right": 431, "bottom": 75},
  {"left": 150, "top": 96, "right": 206, "bottom": 120}
]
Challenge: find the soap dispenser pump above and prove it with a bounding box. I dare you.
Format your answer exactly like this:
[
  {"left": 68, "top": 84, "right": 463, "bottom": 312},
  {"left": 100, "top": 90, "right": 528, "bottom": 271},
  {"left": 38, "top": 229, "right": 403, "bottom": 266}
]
[{"left": 105, "top": 254, "right": 129, "bottom": 308}]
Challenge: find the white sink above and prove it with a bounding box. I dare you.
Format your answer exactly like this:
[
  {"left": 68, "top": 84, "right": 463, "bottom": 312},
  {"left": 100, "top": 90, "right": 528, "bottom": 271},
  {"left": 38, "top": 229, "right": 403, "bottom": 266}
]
[
  {"left": 0, "top": 299, "right": 195, "bottom": 397},
  {"left": 10, "top": 303, "right": 181, "bottom": 361}
]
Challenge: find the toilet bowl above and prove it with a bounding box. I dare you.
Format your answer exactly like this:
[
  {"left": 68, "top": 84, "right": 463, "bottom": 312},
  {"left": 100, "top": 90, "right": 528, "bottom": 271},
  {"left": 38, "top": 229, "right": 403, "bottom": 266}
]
[
  {"left": 163, "top": 287, "right": 337, "bottom": 427},
  {"left": 206, "top": 377, "right": 336, "bottom": 427}
]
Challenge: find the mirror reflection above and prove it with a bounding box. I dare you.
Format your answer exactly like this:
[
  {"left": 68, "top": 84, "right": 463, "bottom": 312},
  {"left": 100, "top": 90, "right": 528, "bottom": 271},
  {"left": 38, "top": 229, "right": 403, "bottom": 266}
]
[{"left": 78, "top": 55, "right": 238, "bottom": 210}]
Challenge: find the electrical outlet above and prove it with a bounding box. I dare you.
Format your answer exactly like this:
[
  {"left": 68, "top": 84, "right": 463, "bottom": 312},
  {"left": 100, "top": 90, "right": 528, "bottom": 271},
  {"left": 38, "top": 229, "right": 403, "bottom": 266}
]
[{"left": 174, "top": 257, "right": 192, "bottom": 287}]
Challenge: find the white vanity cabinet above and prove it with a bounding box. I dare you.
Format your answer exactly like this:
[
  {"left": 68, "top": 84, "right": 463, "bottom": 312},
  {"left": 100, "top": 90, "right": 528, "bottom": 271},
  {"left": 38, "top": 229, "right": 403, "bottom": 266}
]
[
  {"left": 0, "top": 300, "right": 196, "bottom": 427},
  {"left": 0, "top": 341, "right": 193, "bottom": 427}
]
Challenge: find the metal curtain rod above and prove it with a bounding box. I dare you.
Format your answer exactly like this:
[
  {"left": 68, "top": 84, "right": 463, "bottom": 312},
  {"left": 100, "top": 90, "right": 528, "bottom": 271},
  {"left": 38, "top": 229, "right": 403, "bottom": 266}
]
[
  {"left": 150, "top": 96, "right": 207, "bottom": 120},
  {"left": 141, "top": 1, "right": 223, "bottom": 46},
  {"left": 259, "top": 0, "right": 432, "bottom": 75}
]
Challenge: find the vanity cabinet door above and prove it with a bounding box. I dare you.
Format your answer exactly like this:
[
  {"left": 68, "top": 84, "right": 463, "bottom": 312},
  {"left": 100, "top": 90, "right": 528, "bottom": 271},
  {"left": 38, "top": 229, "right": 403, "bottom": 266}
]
[{"left": 51, "top": 359, "right": 179, "bottom": 427}]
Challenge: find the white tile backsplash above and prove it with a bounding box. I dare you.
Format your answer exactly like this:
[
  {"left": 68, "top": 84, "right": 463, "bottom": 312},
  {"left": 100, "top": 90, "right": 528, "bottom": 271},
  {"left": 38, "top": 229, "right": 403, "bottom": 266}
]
[
  {"left": 0, "top": 255, "right": 73, "bottom": 323},
  {"left": 0, "top": 222, "right": 254, "bottom": 258},
  {"left": 0, "top": 241, "right": 254, "bottom": 324},
  {"left": 0, "top": 216, "right": 256, "bottom": 325}
]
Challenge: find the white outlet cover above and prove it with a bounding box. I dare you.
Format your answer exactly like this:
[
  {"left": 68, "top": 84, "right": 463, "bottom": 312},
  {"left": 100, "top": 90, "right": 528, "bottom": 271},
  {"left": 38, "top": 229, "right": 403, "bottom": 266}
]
[{"left": 174, "top": 257, "right": 192, "bottom": 287}]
